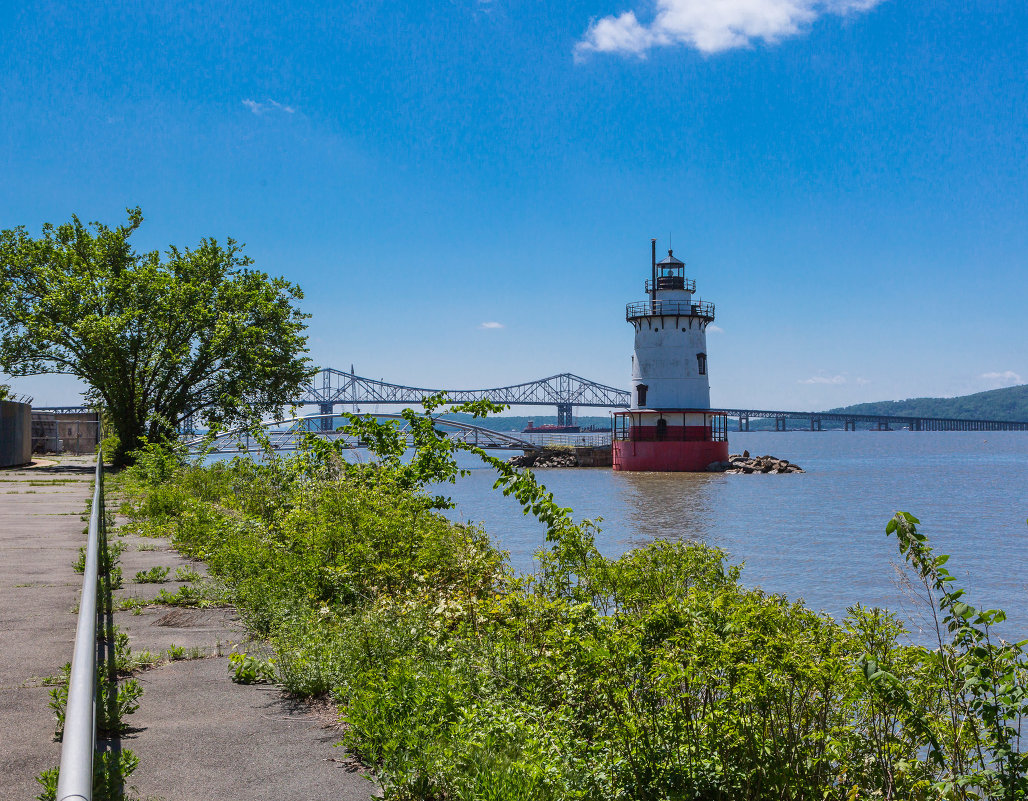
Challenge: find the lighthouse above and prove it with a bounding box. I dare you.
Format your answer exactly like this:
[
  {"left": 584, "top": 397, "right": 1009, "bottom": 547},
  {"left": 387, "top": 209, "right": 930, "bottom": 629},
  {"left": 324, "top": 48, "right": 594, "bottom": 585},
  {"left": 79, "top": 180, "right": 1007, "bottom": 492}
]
[{"left": 612, "top": 240, "right": 729, "bottom": 472}]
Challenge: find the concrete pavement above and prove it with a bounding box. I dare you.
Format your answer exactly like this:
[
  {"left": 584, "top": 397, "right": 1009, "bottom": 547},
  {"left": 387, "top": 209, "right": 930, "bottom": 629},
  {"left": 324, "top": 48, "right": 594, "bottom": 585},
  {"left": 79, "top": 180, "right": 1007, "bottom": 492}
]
[
  {"left": 0, "top": 456, "right": 96, "bottom": 800},
  {"left": 1, "top": 456, "right": 376, "bottom": 800}
]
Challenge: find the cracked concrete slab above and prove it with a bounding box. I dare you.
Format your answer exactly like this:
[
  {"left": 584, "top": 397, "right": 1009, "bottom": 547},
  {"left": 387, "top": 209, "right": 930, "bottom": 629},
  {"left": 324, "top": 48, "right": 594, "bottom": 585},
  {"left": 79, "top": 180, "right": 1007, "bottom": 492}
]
[
  {"left": 0, "top": 456, "right": 95, "bottom": 800},
  {"left": 1, "top": 456, "right": 376, "bottom": 800}
]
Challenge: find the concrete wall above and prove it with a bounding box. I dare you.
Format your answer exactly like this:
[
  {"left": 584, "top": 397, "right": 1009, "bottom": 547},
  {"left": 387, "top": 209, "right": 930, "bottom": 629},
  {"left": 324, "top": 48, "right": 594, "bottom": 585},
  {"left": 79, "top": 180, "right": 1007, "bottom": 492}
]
[
  {"left": 31, "top": 412, "right": 99, "bottom": 455},
  {"left": 54, "top": 412, "right": 99, "bottom": 455},
  {"left": 0, "top": 401, "right": 32, "bottom": 468},
  {"left": 573, "top": 445, "right": 612, "bottom": 467},
  {"left": 31, "top": 414, "right": 61, "bottom": 454}
]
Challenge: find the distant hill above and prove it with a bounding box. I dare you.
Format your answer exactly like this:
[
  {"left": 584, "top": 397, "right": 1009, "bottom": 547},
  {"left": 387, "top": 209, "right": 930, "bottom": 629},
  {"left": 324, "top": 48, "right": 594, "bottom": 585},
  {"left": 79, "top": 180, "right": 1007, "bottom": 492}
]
[{"left": 825, "top": 384, "right": 1028, "bottom": 421}]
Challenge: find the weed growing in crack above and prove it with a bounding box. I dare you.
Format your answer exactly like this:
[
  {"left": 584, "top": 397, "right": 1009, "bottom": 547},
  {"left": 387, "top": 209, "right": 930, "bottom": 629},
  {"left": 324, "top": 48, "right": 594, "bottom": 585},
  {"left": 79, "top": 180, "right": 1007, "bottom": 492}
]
[
  {"left": 133, "top": 566, "right": 170, "bottom": 584},
  {"left": 174, "top": 565, "right": 201, "bottom": 582},
  {"left": 228, "top": 651, "right": 276, "bottom": 684}
]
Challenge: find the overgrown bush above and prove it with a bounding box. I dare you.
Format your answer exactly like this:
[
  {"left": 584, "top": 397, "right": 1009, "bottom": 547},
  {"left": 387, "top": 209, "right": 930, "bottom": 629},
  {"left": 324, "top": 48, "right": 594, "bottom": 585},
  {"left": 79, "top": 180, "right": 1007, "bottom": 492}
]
[{"left": 120, "top": 402, "right": 1028, "bottom": 801}]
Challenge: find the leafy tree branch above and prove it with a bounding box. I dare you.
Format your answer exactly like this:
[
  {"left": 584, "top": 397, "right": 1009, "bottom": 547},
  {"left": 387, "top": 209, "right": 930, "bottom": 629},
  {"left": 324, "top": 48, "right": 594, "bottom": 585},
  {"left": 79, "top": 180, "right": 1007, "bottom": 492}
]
[{"left": 0, "top": 208, "right": 314, "bottom": 465}]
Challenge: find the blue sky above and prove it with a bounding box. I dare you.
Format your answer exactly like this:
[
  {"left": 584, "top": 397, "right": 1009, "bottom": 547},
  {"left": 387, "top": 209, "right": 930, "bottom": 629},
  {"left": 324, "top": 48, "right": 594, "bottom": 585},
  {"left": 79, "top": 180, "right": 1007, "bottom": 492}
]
[{"left": 2, "top": 0, "right": 1026, "bottom": 411}]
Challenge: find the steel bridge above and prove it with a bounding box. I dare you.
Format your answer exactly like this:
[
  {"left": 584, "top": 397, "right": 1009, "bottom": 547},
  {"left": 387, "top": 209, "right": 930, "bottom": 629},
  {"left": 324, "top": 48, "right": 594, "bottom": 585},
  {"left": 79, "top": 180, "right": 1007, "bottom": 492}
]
[
  {"left": 32, "top": 371, "right": 1028, "bottom": 437},
  {"left": 295, "top": 368, "right": 1028, "bottom": 433},
  {"left": 298, "top": 368, "right": 630, "bottom": 427},
  {"left": 187, "top": 413, "right": 541, "bottom": 455},
  {"left": 720, "top": 408, "right": 1028, "bottom": 432}
]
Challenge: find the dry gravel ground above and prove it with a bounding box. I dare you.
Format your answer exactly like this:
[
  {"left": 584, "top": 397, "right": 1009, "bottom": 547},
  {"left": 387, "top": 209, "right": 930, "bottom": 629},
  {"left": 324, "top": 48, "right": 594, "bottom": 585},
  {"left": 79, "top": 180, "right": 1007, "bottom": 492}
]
[{"left": 1, "top": 455, "right": 376, "bottom": 800}]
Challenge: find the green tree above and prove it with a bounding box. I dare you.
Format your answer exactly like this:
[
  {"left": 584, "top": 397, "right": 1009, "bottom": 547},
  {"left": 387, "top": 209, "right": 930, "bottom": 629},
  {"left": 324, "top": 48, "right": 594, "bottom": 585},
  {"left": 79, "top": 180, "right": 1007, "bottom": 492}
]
[{"left": 0, "top": 208, "right": 313, "bottom": 465}]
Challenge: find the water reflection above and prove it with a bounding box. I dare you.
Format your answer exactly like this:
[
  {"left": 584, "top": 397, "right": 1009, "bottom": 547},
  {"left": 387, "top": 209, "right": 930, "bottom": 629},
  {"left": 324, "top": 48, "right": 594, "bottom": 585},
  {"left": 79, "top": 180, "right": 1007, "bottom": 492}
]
[{"left": 610, "top": 470, "right": 723, "bottom": 548}]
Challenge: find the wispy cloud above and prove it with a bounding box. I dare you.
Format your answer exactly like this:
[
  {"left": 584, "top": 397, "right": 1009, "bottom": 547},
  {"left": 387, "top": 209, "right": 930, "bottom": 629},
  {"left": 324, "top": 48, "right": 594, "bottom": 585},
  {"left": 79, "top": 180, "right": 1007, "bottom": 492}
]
[
  {"left": 242, "top": 98, "right": 297, "bottom": 115},
  {"left": 707, "top": 324, "right": 724, "bottom": 334},
  {"left": 575, "top": 0, "right": 884, "bottom": 59},
  {"left": 799, "top": 373, "right": 847, "bottom": 385},
  {"left": 479, "top": 321, "right": 505, "bottom": 330},
  {"left": 980, "top": 370, "right": 1022, "bottom": 387}
]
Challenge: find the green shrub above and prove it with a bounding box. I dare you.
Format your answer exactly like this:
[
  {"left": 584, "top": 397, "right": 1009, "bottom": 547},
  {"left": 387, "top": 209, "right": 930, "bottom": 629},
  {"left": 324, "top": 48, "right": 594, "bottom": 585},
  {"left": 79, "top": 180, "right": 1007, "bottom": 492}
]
[
  {"left": 228, "top": 652, "right": 276, "bottom": 684},
  {"left": 119, "top": 406, "right": 1028, "bottom": 801}
]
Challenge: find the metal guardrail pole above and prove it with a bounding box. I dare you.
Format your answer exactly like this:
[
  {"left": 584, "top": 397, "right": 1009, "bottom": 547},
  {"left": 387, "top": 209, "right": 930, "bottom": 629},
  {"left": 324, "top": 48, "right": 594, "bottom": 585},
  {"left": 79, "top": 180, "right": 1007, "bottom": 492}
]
[{"left": 56, "top": 446, "right": 103, "bottom": 801}]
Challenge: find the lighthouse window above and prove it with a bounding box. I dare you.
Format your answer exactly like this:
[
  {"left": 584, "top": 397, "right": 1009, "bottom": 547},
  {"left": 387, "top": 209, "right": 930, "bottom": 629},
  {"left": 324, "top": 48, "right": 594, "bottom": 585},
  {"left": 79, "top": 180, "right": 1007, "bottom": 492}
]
[
  {"left": 697, "top": 353, "right": 707, "bottom": 375},
  {"left": 636, "top": 384, "right": 648, "bottom": 406}
]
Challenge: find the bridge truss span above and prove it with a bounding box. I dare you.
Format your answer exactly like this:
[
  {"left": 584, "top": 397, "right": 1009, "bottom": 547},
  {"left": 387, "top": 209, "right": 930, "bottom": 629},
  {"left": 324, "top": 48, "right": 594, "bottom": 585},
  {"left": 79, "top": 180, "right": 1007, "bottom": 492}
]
[{"left": 299, "top": 368, "right": 631, "bottom": 426}]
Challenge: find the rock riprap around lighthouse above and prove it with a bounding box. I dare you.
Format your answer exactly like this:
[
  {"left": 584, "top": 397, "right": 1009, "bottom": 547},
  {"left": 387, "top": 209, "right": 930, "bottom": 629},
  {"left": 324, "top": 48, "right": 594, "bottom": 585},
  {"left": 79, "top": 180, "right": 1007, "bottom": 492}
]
[{"left": 707, "top": 450, "right": 805, "bottom": 474}]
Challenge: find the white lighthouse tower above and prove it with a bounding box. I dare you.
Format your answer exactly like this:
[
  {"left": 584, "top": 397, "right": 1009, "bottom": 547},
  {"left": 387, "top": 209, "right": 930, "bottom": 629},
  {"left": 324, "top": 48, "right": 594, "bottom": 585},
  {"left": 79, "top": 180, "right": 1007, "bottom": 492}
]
[{"left": 612, "top": 240, "right": 729, "bottom": 471}]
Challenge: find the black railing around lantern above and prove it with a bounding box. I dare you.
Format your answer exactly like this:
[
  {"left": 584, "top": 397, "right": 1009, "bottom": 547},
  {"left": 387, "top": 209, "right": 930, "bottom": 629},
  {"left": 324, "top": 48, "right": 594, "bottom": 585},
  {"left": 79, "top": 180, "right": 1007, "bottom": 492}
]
[
  {"left": 645, "top": 276, "right": 696, "bottom": 293},
  {"left": 626, "top": 300, "right": 715, "bottom": 322}
]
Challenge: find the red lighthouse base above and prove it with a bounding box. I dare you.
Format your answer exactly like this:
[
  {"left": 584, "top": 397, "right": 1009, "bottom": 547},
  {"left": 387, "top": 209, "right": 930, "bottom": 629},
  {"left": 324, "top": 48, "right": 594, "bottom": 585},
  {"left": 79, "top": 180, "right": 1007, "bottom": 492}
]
[
  {"left": 611, "top": 410, "right": 729, "bottom": 472},
  {"left": 612, "top": 439, "right": 729, "bottom": 472}
]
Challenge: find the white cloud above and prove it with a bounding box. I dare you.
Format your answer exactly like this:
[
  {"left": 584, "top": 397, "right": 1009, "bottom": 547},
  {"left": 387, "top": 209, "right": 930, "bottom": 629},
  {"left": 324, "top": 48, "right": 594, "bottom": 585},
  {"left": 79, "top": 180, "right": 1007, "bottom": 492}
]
[
  {"left": 980, "top": 370, "right": 1022, "bottom": 387},
  {"left": 242, "top": 98, "right": 297, "bottom": 115},
  {"left": 799, "top": 374, "right": 847, "bottom": 385},
  {"left": 576, "top": 11, "right": 656, "bottom": 57},
  {"left": 575, "top": 0, "right": 884, "bottom": 59},
  {"left": 479, "top": 321, "right": 505, "bottom": 329},
  {"left": 707, "top": 324, "right": 724, "bottom": 334}
]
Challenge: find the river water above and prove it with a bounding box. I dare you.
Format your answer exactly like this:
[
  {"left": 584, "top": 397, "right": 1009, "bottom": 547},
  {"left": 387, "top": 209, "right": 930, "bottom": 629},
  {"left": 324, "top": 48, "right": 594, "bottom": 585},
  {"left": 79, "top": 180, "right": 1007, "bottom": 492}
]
[{"left": 439, "top": 431, "right": 1028, "bottom": 642}]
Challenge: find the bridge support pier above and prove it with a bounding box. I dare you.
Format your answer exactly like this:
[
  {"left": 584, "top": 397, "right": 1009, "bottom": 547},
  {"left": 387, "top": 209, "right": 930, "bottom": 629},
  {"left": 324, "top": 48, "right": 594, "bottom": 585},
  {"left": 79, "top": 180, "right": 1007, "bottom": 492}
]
[
  {"left": 556, "top": 403, "right": 574, "bottom": 427},
  {"left": 318, "top": 403, "right": 334, "bottom": 431},
  {"left": 844, "top": 419, "right": 855, "bottom": 431},
  {"left": 738, "top": 415, "right": 749, "bottom": 432},
  {"left": 775, "top": 416, "right": 787, "bottom": 432},
  {"left": 810, "top": 417, "right": 822, "bottom": 432}
]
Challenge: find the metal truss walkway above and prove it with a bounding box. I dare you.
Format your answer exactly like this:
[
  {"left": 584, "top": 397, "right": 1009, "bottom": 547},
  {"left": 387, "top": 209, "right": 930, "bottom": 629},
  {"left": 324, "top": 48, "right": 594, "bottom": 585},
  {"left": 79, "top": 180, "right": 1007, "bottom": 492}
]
[{"left": 187, "top": 413, "right": 540, "bottom": 455}]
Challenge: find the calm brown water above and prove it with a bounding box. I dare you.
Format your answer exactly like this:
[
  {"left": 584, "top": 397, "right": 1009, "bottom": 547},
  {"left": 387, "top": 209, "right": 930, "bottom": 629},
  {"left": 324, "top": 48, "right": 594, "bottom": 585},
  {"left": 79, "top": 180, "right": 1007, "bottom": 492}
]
[{"left": 441, "top": 431, "right": 1028, "bottom": 642}]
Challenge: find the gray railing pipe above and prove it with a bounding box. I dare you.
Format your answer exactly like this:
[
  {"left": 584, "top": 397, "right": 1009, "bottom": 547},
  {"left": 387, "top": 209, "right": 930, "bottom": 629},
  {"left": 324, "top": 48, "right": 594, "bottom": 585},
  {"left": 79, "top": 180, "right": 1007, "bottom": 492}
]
[{"left": 56, "top": 446, "right": 103, "bottom": 801}]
